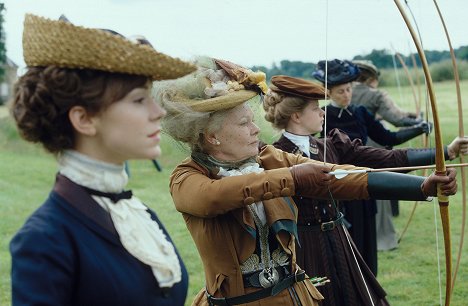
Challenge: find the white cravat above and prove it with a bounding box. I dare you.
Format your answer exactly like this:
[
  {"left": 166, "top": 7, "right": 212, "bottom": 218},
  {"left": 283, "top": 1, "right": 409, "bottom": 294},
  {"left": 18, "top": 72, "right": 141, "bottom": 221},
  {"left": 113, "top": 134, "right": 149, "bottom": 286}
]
[
  {"left": 283, "top": 131, "right": 311, "bottom": 157},
  {"left": 58, "top": 150, "right": 181, "bottom": 288}
]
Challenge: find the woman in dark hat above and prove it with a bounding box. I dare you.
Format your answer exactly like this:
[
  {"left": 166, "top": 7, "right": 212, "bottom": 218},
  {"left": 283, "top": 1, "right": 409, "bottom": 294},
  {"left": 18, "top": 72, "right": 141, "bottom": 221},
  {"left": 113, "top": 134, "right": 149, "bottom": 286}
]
[
  {"left": 262, "top": 75, "right": 467, "bottom": 306},
  {"left": 9, "top": 14, "right": 195, "bottom": 306},
  {"left": 312, "top": 59, "right": 432, "bottom": 276},
  {"left": 351, "top": 59, "right": 423, "bottom": 251},
  {"left": 313, "top": 59, "right": 431, "bottom": 146},
  {"left": 154, "top": 56, "right": 458, "bottom": 306}
]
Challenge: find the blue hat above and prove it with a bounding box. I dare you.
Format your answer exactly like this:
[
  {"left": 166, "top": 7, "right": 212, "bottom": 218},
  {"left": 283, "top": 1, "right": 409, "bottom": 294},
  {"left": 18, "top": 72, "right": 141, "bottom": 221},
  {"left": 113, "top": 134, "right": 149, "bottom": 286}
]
[{"left": 312, "top": 59, "right": 360, "bottom": 86}]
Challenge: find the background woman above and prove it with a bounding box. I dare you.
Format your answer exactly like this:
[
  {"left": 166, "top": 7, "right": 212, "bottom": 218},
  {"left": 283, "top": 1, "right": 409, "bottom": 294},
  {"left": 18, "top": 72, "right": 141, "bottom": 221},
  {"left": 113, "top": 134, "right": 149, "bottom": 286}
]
[
  {"left": 155, "top": 57, "right": 457, "bottom": 306},
  {"left": 263, "top": 74, "right": 467, "bottom": 306},
  {"left": 351, "top": 59, "right": 423, "bottom": 251},
  {"left": 351, "top": 59, "right": 422, "bottom": 128},
  {"left": 312, "top": 59, "right": 431, "bottom": 275},
  {"left": 9, "top": 14, "right": 195, "bottom": 306}
]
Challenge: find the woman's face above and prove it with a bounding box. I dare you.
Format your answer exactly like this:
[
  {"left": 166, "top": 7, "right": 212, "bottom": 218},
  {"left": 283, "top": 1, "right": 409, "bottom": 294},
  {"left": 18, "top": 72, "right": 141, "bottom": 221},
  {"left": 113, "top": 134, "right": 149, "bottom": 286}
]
[
  {"left": 89, "top": 85, "right": 167, "bottom": 164},
  {"left": 329, "top": 83, "right": 353, "bottom": 107},
  {"left": 210, "top": 103, "right": 260, "bottom": 161},
  {"left": 294, "top": 100, "right": 325, "bottom": 135}
]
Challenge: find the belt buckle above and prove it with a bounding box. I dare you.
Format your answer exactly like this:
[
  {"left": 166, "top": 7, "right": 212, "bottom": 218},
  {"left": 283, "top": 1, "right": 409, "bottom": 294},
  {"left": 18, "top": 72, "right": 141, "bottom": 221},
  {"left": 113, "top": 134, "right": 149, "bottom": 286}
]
[
  {"left": 259, "top": 267, "right": 280, "bottom": 288},
  {"left": 320, "top": 220, "right": 335, "bottom": 231}
]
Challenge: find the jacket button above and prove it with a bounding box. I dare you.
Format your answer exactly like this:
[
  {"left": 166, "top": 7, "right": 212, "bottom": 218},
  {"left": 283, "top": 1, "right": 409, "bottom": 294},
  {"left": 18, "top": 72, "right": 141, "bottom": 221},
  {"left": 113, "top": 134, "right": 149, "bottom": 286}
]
[
  {"left": 280, "top": 188, "right": 291, "bottom": 196},
  {"left": 244, "top": 197, "right": 255, "bottom": 205},
  {"left": 263, "top": 192, "right": 273, "bottom": 200}
]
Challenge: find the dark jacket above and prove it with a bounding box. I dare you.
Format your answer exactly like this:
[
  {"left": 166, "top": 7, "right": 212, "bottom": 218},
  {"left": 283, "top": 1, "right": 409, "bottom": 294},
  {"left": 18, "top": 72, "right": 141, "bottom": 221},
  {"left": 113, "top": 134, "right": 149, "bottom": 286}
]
[
  {"left": 170, "top": 146, "right": 373, "bottom": 305},
  {"left": 10, "top": 175, "right": 188, "bottom": 306},
  {"left": 321, "top": 104, "right": 399, "bottom": 146}
]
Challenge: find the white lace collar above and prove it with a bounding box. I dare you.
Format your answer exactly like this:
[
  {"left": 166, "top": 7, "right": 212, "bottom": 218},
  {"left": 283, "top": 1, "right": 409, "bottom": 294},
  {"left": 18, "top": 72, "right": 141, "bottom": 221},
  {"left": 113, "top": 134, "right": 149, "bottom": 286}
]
[{"left": 58, "top": 150, "right": 181, "bottom": 288}]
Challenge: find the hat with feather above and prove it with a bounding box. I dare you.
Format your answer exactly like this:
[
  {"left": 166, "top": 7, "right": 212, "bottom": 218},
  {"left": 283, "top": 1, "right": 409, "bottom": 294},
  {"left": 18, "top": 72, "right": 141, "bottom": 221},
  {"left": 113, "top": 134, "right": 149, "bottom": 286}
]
[{"left": 158, "top": 57, "right": 268, "bottom": 112}]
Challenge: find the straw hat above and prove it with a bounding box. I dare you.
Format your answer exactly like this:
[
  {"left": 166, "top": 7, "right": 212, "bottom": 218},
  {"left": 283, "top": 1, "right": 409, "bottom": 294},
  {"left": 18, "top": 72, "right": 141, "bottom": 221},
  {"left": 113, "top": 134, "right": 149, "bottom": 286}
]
[
  {"left": 22, "top": 14, "right": 196, "bottom": 80},
  {"left": 168, "top": 58, "right": 267, "bottom": 112}
]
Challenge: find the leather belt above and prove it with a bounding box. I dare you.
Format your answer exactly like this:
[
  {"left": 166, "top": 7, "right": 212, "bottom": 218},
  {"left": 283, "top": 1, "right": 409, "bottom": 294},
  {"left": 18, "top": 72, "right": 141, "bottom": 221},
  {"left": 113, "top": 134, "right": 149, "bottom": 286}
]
[
  {"left": 297, "top": 212, "right": 344, "bottom": 232},
  {"left": 207, "top": 269, "right": 306, "bottom": 306}
]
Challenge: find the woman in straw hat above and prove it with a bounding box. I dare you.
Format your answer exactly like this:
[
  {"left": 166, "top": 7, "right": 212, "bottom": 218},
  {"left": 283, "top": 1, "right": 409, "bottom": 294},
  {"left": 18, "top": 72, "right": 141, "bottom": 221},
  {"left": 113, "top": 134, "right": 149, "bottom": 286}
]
[
  {"left": 263, "top": 75, "right": 467, "bottom": 306},
  {"left": 9, "top": 14, "right": 196, "bottom": 306},
  {"left": 312, "top": 59, "right": 432, "bottom": 276},
  {"left": 155, "top": 57, "right": 457, "bottom": 306}
]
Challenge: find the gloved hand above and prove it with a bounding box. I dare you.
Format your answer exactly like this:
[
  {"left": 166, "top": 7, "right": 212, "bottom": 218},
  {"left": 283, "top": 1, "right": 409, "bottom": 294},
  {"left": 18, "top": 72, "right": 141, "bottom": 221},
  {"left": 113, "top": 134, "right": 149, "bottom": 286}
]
[
  {"left": 400, "top": 116, "right": 423, "bottom": 127},
  {"left": 447, "top": 136, "right": 468, "bottom": 160},
  {"left": 415, "top": 120, "right": 433, "bottom": 135},
  {"left": 395, "top": 123, "right": 430, "bottom": 144},
  {"left": 290, "top": 163, "right": 333, "bottom": 194},
  {"left": 421, "top": 168, "right": 457, "bottom": 197}
]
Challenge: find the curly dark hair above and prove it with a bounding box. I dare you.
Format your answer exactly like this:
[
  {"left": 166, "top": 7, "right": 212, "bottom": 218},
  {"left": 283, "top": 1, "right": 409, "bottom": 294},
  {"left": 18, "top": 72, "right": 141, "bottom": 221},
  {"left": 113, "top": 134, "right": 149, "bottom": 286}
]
[{"left": 11, "top": 66, "right": 148, "bottom": 155}]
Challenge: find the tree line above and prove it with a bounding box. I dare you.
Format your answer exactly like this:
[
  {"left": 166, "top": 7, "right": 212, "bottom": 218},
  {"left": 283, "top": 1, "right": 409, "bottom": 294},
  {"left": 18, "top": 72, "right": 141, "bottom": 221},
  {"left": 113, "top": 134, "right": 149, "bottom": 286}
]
[{"left": 251, "top": 46, "right": 468, "bottom": 85}]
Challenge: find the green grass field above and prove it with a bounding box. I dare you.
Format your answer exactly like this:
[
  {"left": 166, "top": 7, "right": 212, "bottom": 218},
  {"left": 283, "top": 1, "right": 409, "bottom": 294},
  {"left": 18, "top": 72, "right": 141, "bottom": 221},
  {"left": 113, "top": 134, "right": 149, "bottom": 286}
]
[{"left": 1, "top": 80, "right": 467, "bottom": 305}]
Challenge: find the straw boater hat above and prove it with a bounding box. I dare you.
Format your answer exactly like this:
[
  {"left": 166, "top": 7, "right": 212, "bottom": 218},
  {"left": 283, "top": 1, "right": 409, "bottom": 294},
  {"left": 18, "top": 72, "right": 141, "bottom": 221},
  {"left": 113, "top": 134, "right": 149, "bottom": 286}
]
[
  {"left": 22, "top": 14, "right": 196, "bottom": 80},
  {"left": 352, "top": 60, "right": 380, "bottom": 79},
  {"left": 312, "top": 59, "right": 360, "bottom": 86},
  {"left": 167, "top": 58, "right": 268, "bottom": 112},
  {"left": 270, "top": 75, "right": 326, "bottom": 100}
]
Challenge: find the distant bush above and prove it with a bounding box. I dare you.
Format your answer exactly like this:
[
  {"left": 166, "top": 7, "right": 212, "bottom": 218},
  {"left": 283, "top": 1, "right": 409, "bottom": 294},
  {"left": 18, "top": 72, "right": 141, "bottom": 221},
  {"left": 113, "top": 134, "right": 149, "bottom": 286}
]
[
  {"left": 379, "top": 60, "right": 468, "bottom": 87},
  {"left": 379, "top": 68, "right": 415, "bottom": 87},
  {"left": 430, "top": 60, "right": 456, "bottom": 82}
]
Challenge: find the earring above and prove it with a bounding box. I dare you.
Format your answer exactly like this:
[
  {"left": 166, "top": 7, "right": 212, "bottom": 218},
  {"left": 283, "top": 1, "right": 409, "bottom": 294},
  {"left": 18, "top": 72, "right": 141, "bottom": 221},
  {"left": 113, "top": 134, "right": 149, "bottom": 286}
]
[{"left": 214, "top": 139, "right": 220, "bottom": 145}]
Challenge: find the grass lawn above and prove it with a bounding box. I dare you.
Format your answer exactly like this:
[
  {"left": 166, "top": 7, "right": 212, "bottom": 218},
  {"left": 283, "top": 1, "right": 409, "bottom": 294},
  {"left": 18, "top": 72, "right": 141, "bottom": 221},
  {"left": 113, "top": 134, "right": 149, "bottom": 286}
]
[{"left": 1, "top": 80, "right": 467, "bottom": 305}]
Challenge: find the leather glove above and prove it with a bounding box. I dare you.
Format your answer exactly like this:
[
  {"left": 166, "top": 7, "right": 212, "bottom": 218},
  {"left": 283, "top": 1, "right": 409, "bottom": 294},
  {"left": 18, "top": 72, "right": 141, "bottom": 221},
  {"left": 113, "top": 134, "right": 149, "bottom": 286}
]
[
  {"left": 394, "top": 121, "right": 432, "bottom": 145},
  {"left": 290, "top": 163, "right": 333, "bottom": 194},
  {"left": 415, "top": 120, "right": 433, "bottom": 135},
  {"left": 399, "top": 116, "right": 423, "bottom": 127},
  {"left": 421, "top": 168, "right": 457, "bottom": 197}
]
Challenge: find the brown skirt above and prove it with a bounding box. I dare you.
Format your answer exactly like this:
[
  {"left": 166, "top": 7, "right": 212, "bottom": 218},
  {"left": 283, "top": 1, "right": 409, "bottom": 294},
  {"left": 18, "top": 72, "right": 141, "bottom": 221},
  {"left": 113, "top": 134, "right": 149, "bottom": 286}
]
[{"left": 296, "top": 216, "right": 389, "bottom": 306}]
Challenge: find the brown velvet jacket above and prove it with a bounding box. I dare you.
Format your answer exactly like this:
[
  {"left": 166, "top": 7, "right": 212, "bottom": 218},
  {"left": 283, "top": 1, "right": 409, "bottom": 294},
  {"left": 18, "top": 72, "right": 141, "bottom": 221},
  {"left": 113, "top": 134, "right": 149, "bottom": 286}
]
[{"left": 169, "top": 146, "right": 369, "bottom": 305}]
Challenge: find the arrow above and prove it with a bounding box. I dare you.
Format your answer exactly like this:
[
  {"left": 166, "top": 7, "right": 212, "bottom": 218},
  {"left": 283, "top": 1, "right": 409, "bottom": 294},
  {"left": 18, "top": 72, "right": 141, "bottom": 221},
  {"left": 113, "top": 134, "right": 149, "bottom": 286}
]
[{"left": 329, "top": 163, "right": 468, "bottom": 179}]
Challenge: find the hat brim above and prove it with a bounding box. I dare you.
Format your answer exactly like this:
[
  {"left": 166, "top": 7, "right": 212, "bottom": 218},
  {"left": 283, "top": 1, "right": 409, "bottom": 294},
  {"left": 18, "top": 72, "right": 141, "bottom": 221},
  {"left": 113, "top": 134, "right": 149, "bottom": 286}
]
[
  {"left": 174, "top": 90, "right": 258, "bottom": 112},
  {"left": 270, "top": 85, "right": 325, "bottom": 100},
  {"left": 23, "top": 14, "right": 196, "bottom": 80}
]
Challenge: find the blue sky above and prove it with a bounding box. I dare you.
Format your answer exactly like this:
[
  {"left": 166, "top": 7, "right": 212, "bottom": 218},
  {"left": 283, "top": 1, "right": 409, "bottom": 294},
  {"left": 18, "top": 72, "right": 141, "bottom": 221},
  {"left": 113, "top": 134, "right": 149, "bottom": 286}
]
[{"left": 3, "top": 0, "right": 467, "bottom": 72}]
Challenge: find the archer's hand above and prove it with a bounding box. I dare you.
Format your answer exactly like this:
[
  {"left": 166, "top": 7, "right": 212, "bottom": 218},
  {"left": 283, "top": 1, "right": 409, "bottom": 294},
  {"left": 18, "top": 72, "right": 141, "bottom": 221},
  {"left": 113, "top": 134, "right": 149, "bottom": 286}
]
[
  {"left": 447, "top": 136, "right": 468, "bottom": 160},
  {"left": 291, "top": 163, "right": 333, "bottom": 194},
  {"left": 421, "top": 168, "right": 457, "bottom": 197},
  {"left": 415, "top": 121, "right": 433, "bottom": 135}
]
